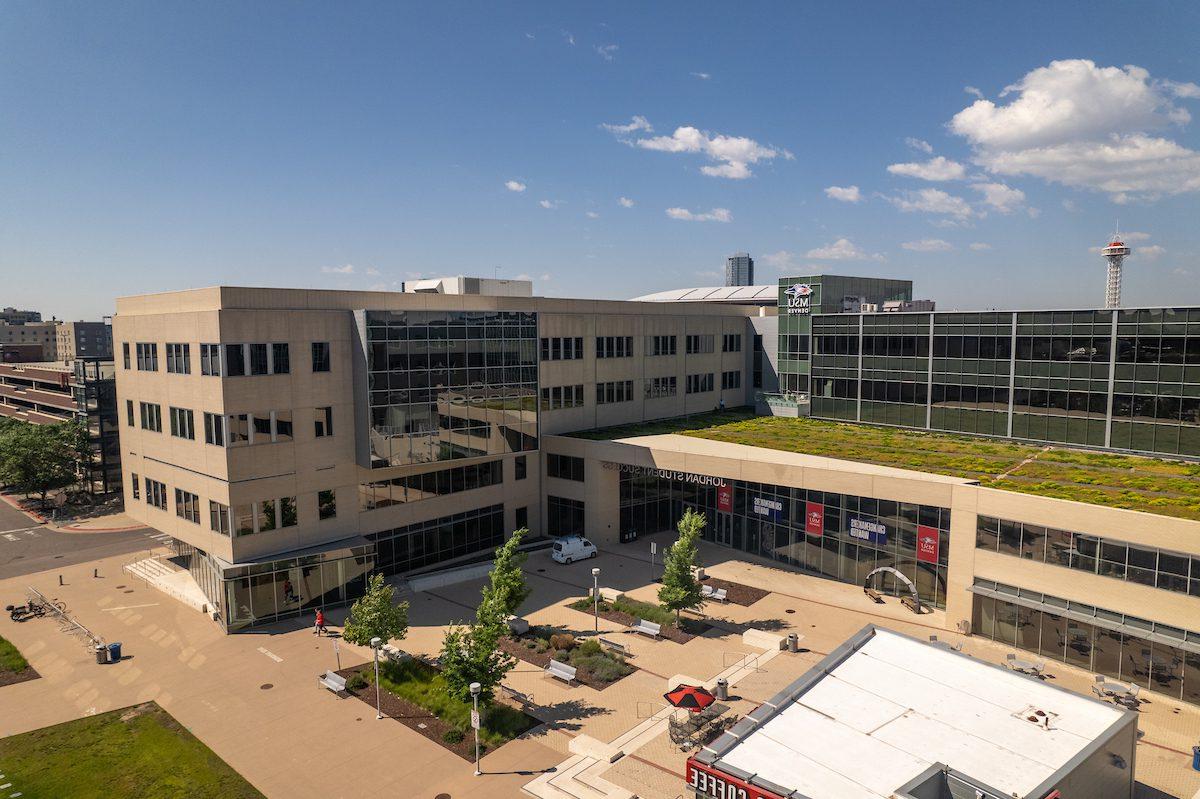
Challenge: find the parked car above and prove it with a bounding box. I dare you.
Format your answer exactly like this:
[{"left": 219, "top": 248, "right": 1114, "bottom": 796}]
[{"left": 551, "top": 536, "right": 597, "bottom": 564}]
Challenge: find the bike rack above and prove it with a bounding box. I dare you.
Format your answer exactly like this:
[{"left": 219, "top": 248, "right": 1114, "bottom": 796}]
[{"left": 27, "top": 585, "right": 103, "bottom": 650}]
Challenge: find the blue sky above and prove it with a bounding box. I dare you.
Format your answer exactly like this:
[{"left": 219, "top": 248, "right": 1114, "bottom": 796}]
[{"left": 2, "top": 2, "right": 1199, "bottom": 320}]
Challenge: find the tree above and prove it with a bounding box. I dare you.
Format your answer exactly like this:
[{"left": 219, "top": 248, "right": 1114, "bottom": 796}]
[
  {"left": 0, "top": 420, "right": 87, "bottom": 504},
  {"left": 342, "top": 573, "right": 409, "bottom": 646},
  {"left": 439, "top": 618, "right": 515, "bottom": 704},
  {"left": 478, "top": 528, "right": 531, "bottom": 625},
  {"left": 657, "top": 508, "right": 706, "bottom": 625}
]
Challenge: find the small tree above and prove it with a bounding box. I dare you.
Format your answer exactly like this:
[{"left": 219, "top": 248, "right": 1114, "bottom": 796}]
[
  {"left": 439, "top": 618, "right": 515, "bottom": 704},
  {"left": 657, "top": 508, "right": 706, "bottom": 625},
  {"left": 342, "top": 573, "right": 409, "bottom": 646},
  {"left": 479, "top": 528, "right": 531, "bottom": 624},
  {"left": 0, "top": 421, "right": 86, "bottom": 504}
]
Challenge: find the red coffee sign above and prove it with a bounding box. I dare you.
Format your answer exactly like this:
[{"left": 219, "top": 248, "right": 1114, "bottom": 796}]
[
  {"left": 717, "top": 482, "right": 733, "bottom": 513},
  {"left": 916, "top": 524, "right": 939, "bottom": 564},
  {"left": 805, "top": 501, "right": 823, "bottom": 536},
  {"left": 686, "top": 759, "right": 785, "bottom": 799}
]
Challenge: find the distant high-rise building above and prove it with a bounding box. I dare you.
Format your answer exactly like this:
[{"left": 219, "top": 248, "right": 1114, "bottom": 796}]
[
  {"left": 0, "top": 307, "right": 42, "bottom": 324},
  {"left": 725, "top": 252, "right": 754, "bottom": 286},
  {"left": 56, "top": 320, "right": 114, "bottom": 361}
]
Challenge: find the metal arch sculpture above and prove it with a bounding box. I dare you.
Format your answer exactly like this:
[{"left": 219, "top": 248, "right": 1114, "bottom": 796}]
[{"left": 864, "top": 566, "right": 921, "bottom": 614}]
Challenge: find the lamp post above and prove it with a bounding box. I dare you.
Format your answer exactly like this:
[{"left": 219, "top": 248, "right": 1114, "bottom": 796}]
[
  {"left": 371, "top": 637, "right": 383, "bottom": 720},
  {"left": 591, "top": 567, "right": 601, "bottom": 634},
  {"left": 470, "top": 681, "right": 482, "bottom": 776}
]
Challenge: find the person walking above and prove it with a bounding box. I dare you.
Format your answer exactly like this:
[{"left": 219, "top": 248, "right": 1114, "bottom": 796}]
[
  {"left": 314, "top": 608, "right": 326, "bottom": 636},
  {"left": 283, "top": 577, "right": 296, "bottom": 604}
]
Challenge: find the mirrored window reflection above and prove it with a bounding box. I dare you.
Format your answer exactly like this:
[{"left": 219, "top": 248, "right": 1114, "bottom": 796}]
[{"left": 220, "top": 546, "right": 376, "bottom": 631}]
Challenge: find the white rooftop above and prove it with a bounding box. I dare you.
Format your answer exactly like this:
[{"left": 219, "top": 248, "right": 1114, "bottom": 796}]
[
  {"left": 629, "top": 285, "right": 778, "bottom": 304},
  {"left": 718, "top": 628, "right": 1126, "bottom": 798}
]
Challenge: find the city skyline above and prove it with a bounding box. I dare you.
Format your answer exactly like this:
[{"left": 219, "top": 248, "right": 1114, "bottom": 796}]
[{"left": 2, "top": 2, "right": 1199, "bottom": 320}]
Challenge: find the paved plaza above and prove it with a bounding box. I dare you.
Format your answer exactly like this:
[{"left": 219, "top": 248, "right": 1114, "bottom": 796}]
[{"left": 2, "top": 532, "right": 1199, "bottom": 798}]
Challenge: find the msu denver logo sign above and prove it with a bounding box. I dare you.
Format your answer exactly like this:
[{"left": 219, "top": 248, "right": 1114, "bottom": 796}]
[{"left": 784, "top": 283, "right": 813, "bottom": 315}]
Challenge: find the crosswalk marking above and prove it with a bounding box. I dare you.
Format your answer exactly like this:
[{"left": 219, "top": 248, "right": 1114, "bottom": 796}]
[{"left": 0, "top": 527, "right": 42, "bottom": 543}]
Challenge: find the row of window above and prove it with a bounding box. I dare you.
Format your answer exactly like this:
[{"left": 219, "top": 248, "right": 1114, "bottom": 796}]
[
  {"left": 127, "top": 402, "right": 334, "bottom": 444},
  {"left": 125, "top": 341, "right": 332, "bottom": 375},
  {"left": 648, "top": 335, "right": 677, "bottom": 357},
  {"left": 810, "top": 332, "right": 1200, "bottom": 366},
  {"left": 977, "top": 516, "right": 1200, "bottom": 597},
  {"left": 686, "top": 334, "right": 714, "bottom": 355},
  {"left": 540, "top": 337, "right": 585, "bottom": 361},
  {"left": 721, "top": 370, "right": 741, "bottom": 390},
  {"left": 536, "top": 334, "right": 742, "bottom": 361},
  {"left": 547, "top": 495, "right": 585, "bottom": 536},
  {"left": 541, "top": 384, "right": 585, "bottom": 410},
  {"left": 722, "top": 333, "right": 742, "bottom": 353},
  {"left": 597, "top": 380, "right": 634, "bottom": 405},
  {"left": 686, "top": 373, "right": 714, "bottom": 394},
  {"left": 359, "top": 460, "right": 503, "bottom": 510},
  {"left": 546, "top": 453, "right": 585, "bottom": 482},
  {"left": 597, "top": 336, "right": 634, "bottom": 359},
  {"left": 131, "top": 471, "right": 335, "bottom": 534},
  {"left": 646, "top": 376, "right": 677, "bottom": 399}
]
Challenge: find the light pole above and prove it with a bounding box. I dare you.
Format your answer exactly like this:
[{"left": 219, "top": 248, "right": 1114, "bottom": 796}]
[
  {"left": 591, "top": 567, "right": 601, "bottom": 634},
  {"left": 371, "top": 637, "right": 383, "bottom": 720},
  {"left": 470, "top": 681, "right": 482, "bottom": 776}
]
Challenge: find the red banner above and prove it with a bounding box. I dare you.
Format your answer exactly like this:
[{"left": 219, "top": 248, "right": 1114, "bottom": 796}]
[
  {"left": 917, "top": 525, "right": 940, "bottom": 564},
  {"left": 716, "top": 482, "right": 733, "bottom": 513},
  {"left": 686, "top": 759, "right": 786, "bottom": 799},
  {"left": 805, "top": 501, "right": 824, "bottom": 536}
]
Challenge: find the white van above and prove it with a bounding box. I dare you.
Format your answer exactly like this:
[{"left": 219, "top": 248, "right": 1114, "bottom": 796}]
[{"left": 551, "top": 536, "right": 597, "bottom": 564}]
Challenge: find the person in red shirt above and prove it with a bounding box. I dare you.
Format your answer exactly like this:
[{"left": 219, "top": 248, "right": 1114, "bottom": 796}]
[{"left": 314, "top": 608, "right": 326, "bottom": 636}]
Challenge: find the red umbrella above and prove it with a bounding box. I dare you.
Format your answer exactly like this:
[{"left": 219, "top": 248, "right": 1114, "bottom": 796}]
[{"left": 664, "top": 684, "right": 716, "bottom": 713}]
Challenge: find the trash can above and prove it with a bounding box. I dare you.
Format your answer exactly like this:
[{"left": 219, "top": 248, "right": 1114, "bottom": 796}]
[
  {"left": 1192, "top": 745, "right": 1200, "bottom": 772},
  {"left": 715, "top": 678, "right": 728, "bottom": 701},
  {"left": 94, "top": 643, "right": 108, "bottom": 665},
  {"left": 787, "top": 633, "right": 799, "bottom": 653},
  {"left": 107, "top": 642, "right": 122, "bottom": 663}
]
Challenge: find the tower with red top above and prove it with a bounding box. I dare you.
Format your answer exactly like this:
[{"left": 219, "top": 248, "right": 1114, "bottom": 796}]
[{"left": 1101, "top": 232, "right": 1131, "bottom": 309}]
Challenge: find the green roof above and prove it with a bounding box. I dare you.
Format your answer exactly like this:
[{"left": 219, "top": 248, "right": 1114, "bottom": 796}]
[{"left": 571, "top": 409, "right": 1200, "bottom": 521}]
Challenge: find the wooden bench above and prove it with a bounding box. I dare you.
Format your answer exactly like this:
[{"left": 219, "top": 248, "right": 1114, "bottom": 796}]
[
  {"left": 598, "top": 636, "right": 629, "bottom": 657},
  {"left": 630, "top": 619, "right": 661, "bottom": 639},
  {"left": 701, "top": 585, "right": 728, "bottom": 602},
  {"left": 545, "top": 659, "right": 577, "bottom": 684},
  {"left": 900, "top": 595, "right": 921, "bottom": 613},
  {"left": 318, "top": 671, "right": 347, "bottom": 694},
  {"left": 864, "top": 587, "right": 883, "bottom": 603}
]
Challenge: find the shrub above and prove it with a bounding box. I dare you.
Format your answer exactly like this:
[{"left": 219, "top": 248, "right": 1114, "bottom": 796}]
[
  {"left": 577, "top": 639, "right": 602, "bottom": 657},
  {"left": 549, "top": 633, "right": 576, "bottom": 651},
  {"left": 346, "top": 670, "right": 369, "bottom": 691},
  {"left": 533, "top": 638, "right": 549, "bottom": 653},
  {"left": 443, "top": 728, "right": 465, "bottom": 744},
  {"left": 571, "top": 652, "right": 633, "bottom": 683}
]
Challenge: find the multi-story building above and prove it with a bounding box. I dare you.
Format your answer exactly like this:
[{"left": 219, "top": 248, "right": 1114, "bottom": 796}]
[
  {"left": 0, "top": 307, "right": 42, "bottom": 325},
  {"left": 0, "top": 321, "right": 59, "bottom": 361},
  {"left": 56, "top": 320, "right": 114, "bottom": 361},
  {"left": 725, "top": 252, "right": 754, "bottom": 287},
  {"left": 112, "top": 286, "right": 757, "bottom": 630}
]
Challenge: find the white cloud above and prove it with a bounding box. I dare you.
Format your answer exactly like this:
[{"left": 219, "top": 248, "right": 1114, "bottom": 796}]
[
  {"left": 538, "top": 199, "right": 560, "bottom": 209},
  {"left": 901, "top": 238, "right": 954, "bottom": 252},
  {"left": 601, "top": 115, "right": 653, "bottom": 135},
  {"left": 691, "top": 72, "right": 711, "bottom": 80},
  {"left": 950, "top": 59, "right": 1200, "bottom": 200},
  {"left": 365, "top": 267, "right": 382, "bottom": 277},
  {"left": 884, "top": 188, "right": 975, "bottom": 218},
  {"left": 504, "top": 180, "right": 527, "bottom": 193},
  {"left": 1173, "top": 267, "right": 1193, "bottom": 277},
  {"left": 525, "top": 32, "right": 535, "bottom": 40},
  {"left": 585, "top": 211, "right": 600, "bottom": 219},
  {"left": 594, "top": 44, "right": 618, "bottom": 61},
  {"left": 1138, "top": 244, "right": 1167, "bottom": 260},
  {"left": 561, "top": 30, "right": 575, "bottom": 46},
  {"left": 617, "top": 196, "right": 635, "bottom": 208},
  {"left": 539, "top": 273, "right": 552, "bottom": 282},
  {"left": 969, "top": 242, "right": 992, "bottom": 251},
  {"left": 760, "top": 251, "right": 798, "bottom": 271},
  {"left": 825, "top": 185, "right": 863, "bottom": 203},
  {"left": 964, "top": 85, "right": 985, "bottom": 100},
  {"left": 665, "top": 207, "right": 732, "bottom": 223},
  {"left": 514, "top": 273, "right": 533, "bottom": 281},
  {"left": 1119, "top": 231, "right": 1153, "bottom": 242},
  {"left": 321, "top": 264, "right": 355, "bottom": 275},
  {"left": 1062, "top": 198, "right": 1079, "bottom": 212},
  {"left": 628, "top": 125, "right": 792, "bottom": 179},
  {"left": 905, "top": 137, "right": 934, "bottom": 154},
  {"left": 805, "top": 238, "right": 884, "bottom": 261},
  {"left": 887, "top": 156, "right": 967, "bottom": 181},
  {"left": 971, "top": 181, "right": 1026, "bottom": 214}
]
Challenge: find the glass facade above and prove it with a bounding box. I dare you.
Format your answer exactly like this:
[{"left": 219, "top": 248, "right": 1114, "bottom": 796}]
[
  {"left": 973, "top": 580, "right": 1200, "bottom": 706},
  {"left": 367, "top": 504, "right": 506, "bottom": 576},
  {"left": 546, "top": 496, "right": 585, "bottom": 536},
  {"left": 806, "top": 307, "right": 1200, "bottom": 457},
  {"left": 363, "top": 310, "right": 538, "bottom": 468},
  {"left": 617, "top": 466, "right": 951, "bottom": 607}
]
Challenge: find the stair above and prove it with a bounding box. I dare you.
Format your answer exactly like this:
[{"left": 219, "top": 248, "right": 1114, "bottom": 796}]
[{"left": 122, "top": 557, "right": 209, "bottom": 613}]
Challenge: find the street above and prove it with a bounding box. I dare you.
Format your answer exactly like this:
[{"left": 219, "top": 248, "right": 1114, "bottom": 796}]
[{"left": 0, "top": 499, "right": 156, "bottom": 581}]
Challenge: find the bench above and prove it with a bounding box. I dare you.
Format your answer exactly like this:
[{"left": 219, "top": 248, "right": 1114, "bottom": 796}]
[
  {"left": 900, "top": 595, "right": 921, "bottom": 613},
  {"left": 864, "top": 587, "right": 883, "bottom": 603},
  {"left": 630, "top": 619, "right": 661, "bottom": 639},
  {"left": 598, "top": 587, "right": 622, "bottom": 603},
  {"left": 598, "top": 636, "right": 629, "bottom": 657},
  {"left": 318, "top": 671, "right": 347, "bottom": 694},
  {"left": 701, "top": 585, "right": 728, "bottom": 602},
  {"left": 545, "top": 659, "right": 577, "bottom": 684}
]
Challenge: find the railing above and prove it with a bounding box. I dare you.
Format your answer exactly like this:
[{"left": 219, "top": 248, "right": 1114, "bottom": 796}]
[{"left": 27, "top": 585, "right": 103, "bottom": 651}]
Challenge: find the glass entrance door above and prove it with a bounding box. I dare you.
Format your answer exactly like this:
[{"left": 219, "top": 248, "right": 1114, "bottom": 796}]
[{"left": 715, "top": 513, "right": 733, "bottom": 547}]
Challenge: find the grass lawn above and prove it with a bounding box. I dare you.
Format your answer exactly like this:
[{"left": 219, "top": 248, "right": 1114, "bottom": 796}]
[
  {"left": 0, "top": 703, "right": 262, "bottom": 799},
  {"left": 0, "top": 635, "right": 30, "bottom": 673},
  {"left": 573, "top": 410, "right": 1200, "bottom": 521},
  {"left": 369, "top": 658, "right": 536, "bottom": 749}
]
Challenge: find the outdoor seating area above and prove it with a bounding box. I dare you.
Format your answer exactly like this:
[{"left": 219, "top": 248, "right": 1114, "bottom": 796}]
[
  {"left": 666, "top": 703, "right": 738, "bottom": 752},
  {"left": 1005, "top": 652, "right": 1046, "bottom": 677},
  {"left": 928, "top": 634, "right": 962, "bottom": 652},
  {"left": 631, "top": 619, "right": 661, "bottom": 639},
  {"left": 1092, "top": 675, "right": 1141, "bottom": 708},
  {"left": 700, "top": 584, "right": 728, "bottom": 602}
]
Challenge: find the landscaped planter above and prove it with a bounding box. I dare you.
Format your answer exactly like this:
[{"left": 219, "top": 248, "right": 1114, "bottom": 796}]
[
  {"left": 499, "top": 626, "right": 635, "bottom": 690},
  {"left": 567, "top": 597, "right": 711, "bottom": 644}
]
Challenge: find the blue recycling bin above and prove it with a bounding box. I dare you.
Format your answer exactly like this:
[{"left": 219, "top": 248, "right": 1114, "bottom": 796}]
[
  {"left": 107, "top": 642, "right": 122, "bottom": 663},
  {"left": 1192, "top": 745, "right": 1200, "bottom": 771}
]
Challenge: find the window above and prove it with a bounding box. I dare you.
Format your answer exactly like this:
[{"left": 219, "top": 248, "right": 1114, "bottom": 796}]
[
  {"left": 273, "top": 410, "right": 293, "bottom": 442},
  {"left": 139, "top": 402, "right": 162, "bottom": 432},
  {"left": 280, "top": 496, "right": 297, "bottom": 528},
  {"left": 647, "top": 335, "right": 677, "bottom": 356},
  {"left": 249, "top": 343, "right": 269, "bottom": 375},
  {"left": 596, "top": 380, "right": 634, "bottom": 404},
  {"left": 721, "top": 370, "right": 742, "bottom": 390},
  {"left": 318, "top": 489, "right": 337, "bottom": 520},
  {"left": 169, "top": 407, "right": 195, "bottom": 439},
  {"left": 645, "top": 376, "right": 677, "bottom": 399},
  {"left": 122, "top": 342, "right": 130, "bottom": 369},
  {"left": 312, "top": 342, "right": 331, "bottom": 372},
  {"left": 271, "top": 343, "right": 290, "bottom": 374},
  {"left": 258, "top": 499, "right": 276, "bottom": 531},
  {"left": 358, "top": 461, "right": 504, "bottom": 510},
  {"left": 130, "top": 472, "right": 140, "bottom": 500},
  {"left": 225, "top": 344, "right": 246, "bottom": 376},
  {"left": 175, "top": 489, "right": 200, "bottom": 524},
  {"left": 314, "top": 407, "right": 333, "bottom": 438},
  {"left": 515, "top": 455, "right": 527, "bottom": 480},
  {"left": 722, "top": 333, "right": 742, "bottom": 353},
  {"left": 686, "top": 373, "right": 714, "bottom": 394},
  {"left": 596, "top": 335, "right": 633, "bottom": 359},
  {"left": 515, "top": 506, "right": 528, "bottom": 531},
  {"left": 228, "top": 413, "right": 249, "bottom": 445},
  {"left": 204, "top": 412, "right": 225, "bottom": 446},
  {"left": 547, "top": 496, "right": 585, "bottom": 536},
  {"left": 540, "top": 336, "right": 585, "bottom": 361},
  {"left": 547, "top": 453, "right": 585, "bottom": 482},
  {"left": 234, "top": 504, "right": 254, "bottom": 536},
  {"left": 686, "top": 334, "right": 715, "bottom": 354},
  {"left": 145, "top": 478, "right": 167, "bottom": 510},
  {"left": 252, "top": 414, "right": 272, "bottom": 442},
  {"left": 135, "top": 342, "right": 159, "bottom": 371},
  {"left": 209, "top": 501, "right": 231, "bottom": 536},
  {"left": 200, "top": 343, "right": 222, "bottom": 376},
  {"left": 166, "top": 343, "right": 191, "bottom": 374},
  {"left": 540, "top": 384, "right": 584, "bottom": 410},
  {"left": 126, "top": 399, "right": 134, "bottom": 427}
]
